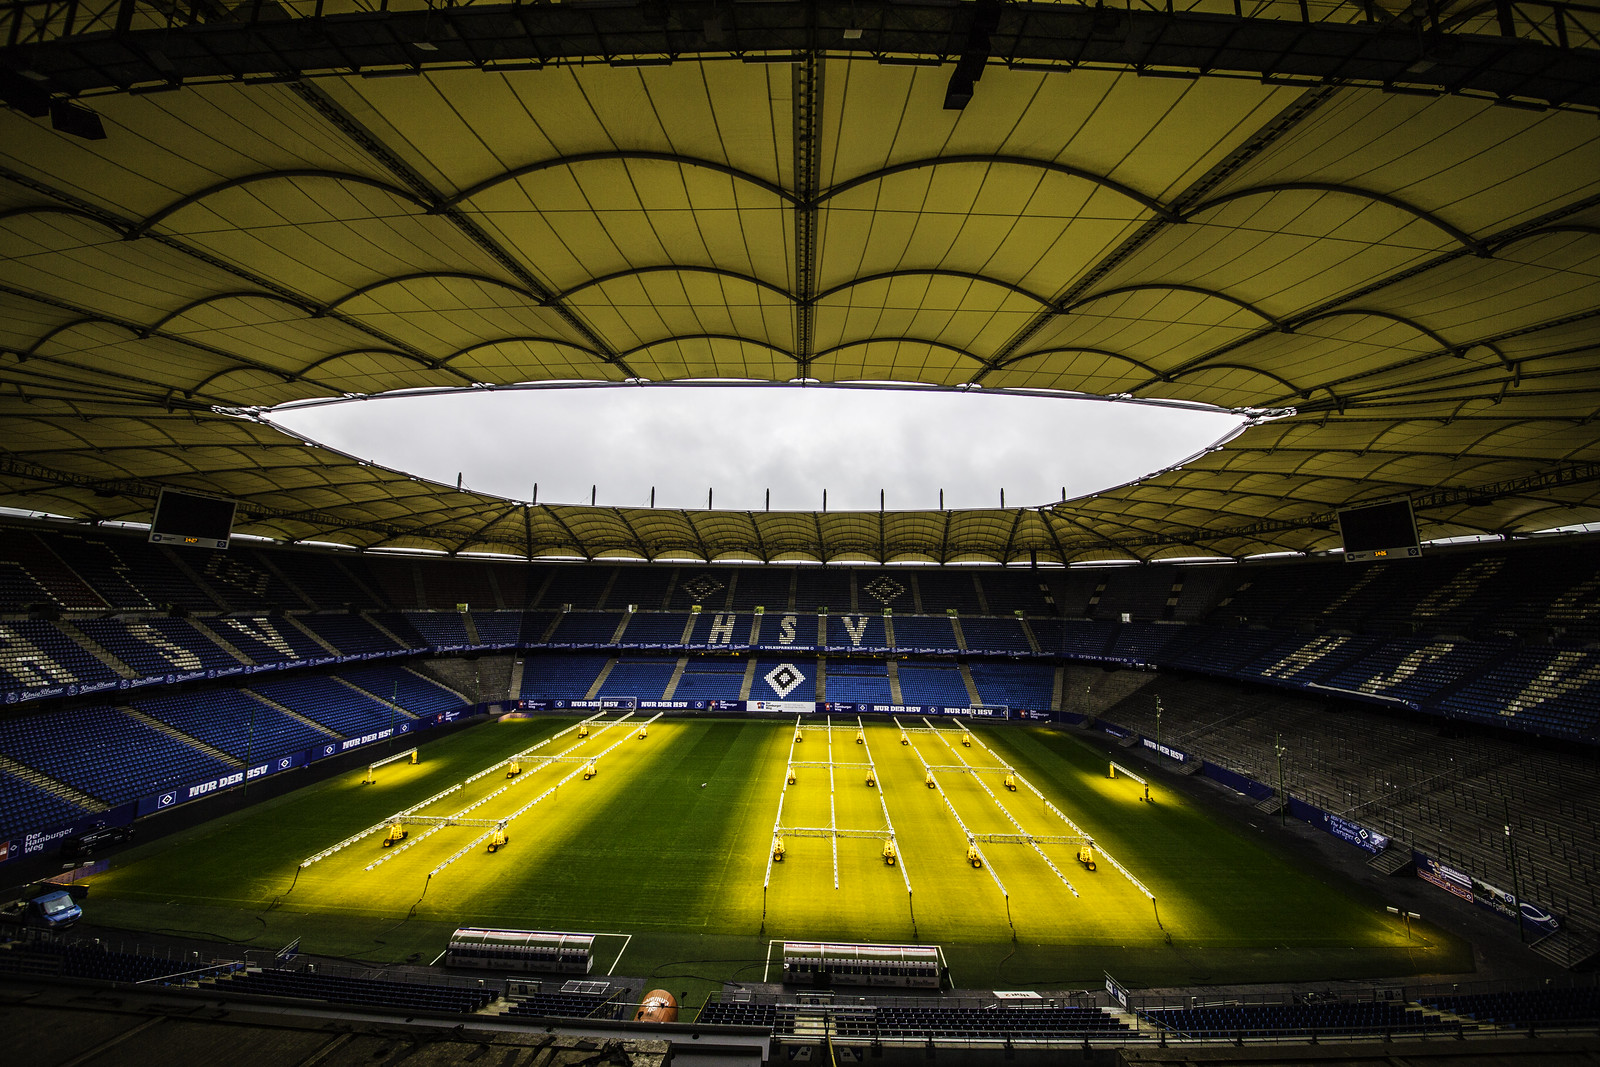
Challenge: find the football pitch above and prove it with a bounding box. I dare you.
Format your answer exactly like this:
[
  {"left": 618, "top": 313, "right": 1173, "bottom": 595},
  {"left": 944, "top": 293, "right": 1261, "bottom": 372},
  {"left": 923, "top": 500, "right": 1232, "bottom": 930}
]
[{"left": 86, "top": 715, "right": 1471, "bottom": 999}]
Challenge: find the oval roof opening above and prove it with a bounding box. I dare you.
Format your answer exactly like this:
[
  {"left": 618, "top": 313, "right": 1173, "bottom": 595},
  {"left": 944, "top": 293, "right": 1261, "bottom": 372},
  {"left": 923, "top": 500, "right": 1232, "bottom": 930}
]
[{"left": 268, "top": 383, "right": 1249, "bottom": 511}]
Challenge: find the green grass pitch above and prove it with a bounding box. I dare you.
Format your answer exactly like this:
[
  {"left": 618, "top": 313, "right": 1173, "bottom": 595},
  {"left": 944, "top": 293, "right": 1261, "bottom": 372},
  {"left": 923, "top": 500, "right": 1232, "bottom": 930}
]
[{"left": 86, "top": 715, "right": 1469, "bottom": 1004}]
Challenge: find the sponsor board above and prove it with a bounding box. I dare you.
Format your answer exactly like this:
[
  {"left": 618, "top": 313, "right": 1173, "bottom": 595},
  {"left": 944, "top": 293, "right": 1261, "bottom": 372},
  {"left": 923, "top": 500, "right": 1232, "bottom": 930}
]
[
  {"left": 748, "top": 700, "right": 815, "bottom": 714},
  {"left": 5, "top": 684, "right": 71, "bottom": 703},
  {"left": 853, "top": 703, "right": 1009, "bottom": 718},
  {"left": 1518, "top": 898, "right": 1562, "bottom": 937},
  {"left": 1286, "top": 798, "right": 1388, "bottom": 854},
  {"left": 1416, "top": 853, "right": 1475, "bottom": 902},
  {"left": 1415, "top": 851, "right": 1561, "bottom": 936},
  {"left": 520, "top": 698, "right": 645, "bottom": 712},
  {"left": 138, "top": 752, "right": 310, "bottom": 815},
  {"left": 336, "top": 727, "right": 396, "bottom": 754},
  {"left": 1471, "top": 875, "right": 1519, "bottom": 921},
  {"left": 1141, "top": 737, "right": 1188, "bottom": 762},
  {"left": 1321, "top": 812, "right": 1388, "bottom": 854},
  {"left": 6, "top": 803, "right": 138, "bottom": 863}
]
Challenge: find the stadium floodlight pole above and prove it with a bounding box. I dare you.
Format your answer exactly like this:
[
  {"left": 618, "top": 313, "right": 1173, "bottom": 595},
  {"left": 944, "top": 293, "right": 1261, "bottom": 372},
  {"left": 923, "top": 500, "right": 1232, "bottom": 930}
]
[
  {"left": 1505, "top": 802, "right": 1525, "bottom": 943},
  {"left": 1154, "top": 696, "right": 1162, "bottom": 746},
  {"left": 386, "top": 681, "right": 398, "bottom": 752},
  {"left": 241, "top": 697, "right": 259, "bottom": 801},
  {"left": 1275, "top": 733, "right": 1287, "bottom": 826}
]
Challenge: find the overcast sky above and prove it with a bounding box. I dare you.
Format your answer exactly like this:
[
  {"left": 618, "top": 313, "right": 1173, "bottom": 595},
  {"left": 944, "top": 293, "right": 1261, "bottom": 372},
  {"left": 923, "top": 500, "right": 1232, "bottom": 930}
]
[{"left": 270, "top": 385, "right": 1245, "bottom": 511}]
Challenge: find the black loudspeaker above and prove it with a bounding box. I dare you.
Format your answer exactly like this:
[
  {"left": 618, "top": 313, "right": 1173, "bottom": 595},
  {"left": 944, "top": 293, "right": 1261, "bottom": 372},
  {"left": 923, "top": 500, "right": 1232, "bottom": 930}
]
[{"left": 50, "top": 99, "right": 106, "bottom": 140}]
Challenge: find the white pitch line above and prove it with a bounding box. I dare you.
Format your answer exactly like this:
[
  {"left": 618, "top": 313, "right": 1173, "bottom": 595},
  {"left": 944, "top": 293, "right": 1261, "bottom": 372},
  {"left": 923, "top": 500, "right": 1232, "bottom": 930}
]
[
  {"left": 859, "top": 718, "right": 913, "bottom": 899},
  {"left": 763, "top": 719, "right": 804, "bottom": 890},
  {"left": 827, "top": 715, "right": 839, "bottom": 890},
  {"left": 607, "top": 933, "right": 633, "bottom": 976}
]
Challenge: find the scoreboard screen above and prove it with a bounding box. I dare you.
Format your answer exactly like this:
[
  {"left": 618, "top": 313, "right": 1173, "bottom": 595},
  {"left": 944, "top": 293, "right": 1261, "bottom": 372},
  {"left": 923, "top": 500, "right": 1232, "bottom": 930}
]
[
  {"left": 1337, "top": 498, "right": 1420, "bottom": 563},
  {"left": 148, "top": 489, "right": 236, "bottom": 550}
]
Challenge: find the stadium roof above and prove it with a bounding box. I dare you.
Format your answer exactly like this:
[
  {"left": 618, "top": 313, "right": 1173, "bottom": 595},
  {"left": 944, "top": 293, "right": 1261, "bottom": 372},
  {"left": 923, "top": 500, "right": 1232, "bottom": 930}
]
[{"left": 3, "top": 0, "right": 1600, "bottom": 565}]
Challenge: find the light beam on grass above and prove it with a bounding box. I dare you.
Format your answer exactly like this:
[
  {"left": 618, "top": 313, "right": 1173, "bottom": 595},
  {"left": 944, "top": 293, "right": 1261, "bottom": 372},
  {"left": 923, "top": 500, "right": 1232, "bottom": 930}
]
[
  {"left": 768, "top": 719, "right": 909, "bottom": 922},
  {"left": 761, "top": 717, "right": 807, "bottom": 932},
  {"left": 961, "top": 720, "right": 1163, "bottom": 930},
  {"left": 414, "top": 714, "right": 648, "bottom": 907},
  {"left": 926, "top": 717, "right": 1080, "bottom": 897},
  {"left": 860, "top": 716, "right": 916, "bottom": 937},
  {"left": 461, "top": 712, "right": 611, "bottom": 784},
  {"left": 364, "top": 713, "right": 649, "bottom": 872},
  {"left": 294, "top": 713, "right": 608, "bottom": 881},
  {"left": 896, "top": 715, "right": 1015, "bottom": 937}
]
